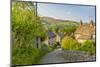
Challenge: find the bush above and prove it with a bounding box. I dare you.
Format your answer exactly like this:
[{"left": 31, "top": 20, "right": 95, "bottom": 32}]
[
  {"left": 78, "top": 40, "right": 96, "bottom": 55},
  {"left": 39, "top": 44, "right": 50, "bottom": 56},
  {"left": 61, "top": 36, "right": 80, "bottom": 50},
  {"left": 48, "top": 44, "right": 58, "bottom": 51},
  {"left": 12, "top": 45, "right": 40, "bottom": 65},
  {"left": 12, "top": 44, "right": 50, "bottom": 65}
]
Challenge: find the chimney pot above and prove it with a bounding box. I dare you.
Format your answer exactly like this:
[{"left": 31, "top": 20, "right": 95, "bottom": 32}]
[
  {"left": 80, "top": 20, "right": 83, "bottom": 25},
  {"left": 90, "top": 20, "right": 94, "bottom": 25}
]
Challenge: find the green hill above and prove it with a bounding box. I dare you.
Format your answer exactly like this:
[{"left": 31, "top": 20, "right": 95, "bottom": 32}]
[{"left": 40, "top": 17, "right": 79, "bottom": 29}]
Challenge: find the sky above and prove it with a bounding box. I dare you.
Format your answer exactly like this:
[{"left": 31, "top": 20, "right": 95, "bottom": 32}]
[{"left": 37, "top": 3, "right": 96, "bottom": 23}]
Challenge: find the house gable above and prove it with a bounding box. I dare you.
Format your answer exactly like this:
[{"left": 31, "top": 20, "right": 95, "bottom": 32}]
[{"left": 74, "top": 20, "right": 95, "bottom": 43}]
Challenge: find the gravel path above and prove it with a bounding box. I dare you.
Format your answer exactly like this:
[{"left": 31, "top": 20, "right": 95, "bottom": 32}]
[{"left": 41, "top": 48, "right": 95, "bottom": 64}]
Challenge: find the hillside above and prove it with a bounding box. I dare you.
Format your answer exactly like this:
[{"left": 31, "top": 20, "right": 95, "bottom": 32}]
[{"left": 40, "top": 17, "right": 79, "bottom": 29}]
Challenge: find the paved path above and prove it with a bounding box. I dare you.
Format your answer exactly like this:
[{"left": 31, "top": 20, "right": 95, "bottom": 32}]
[
  {"left": 41, "top": 48, "right": 95, "bottom": 64},
  {"left": 41, "top": 48, "right": 67, "bottom": 64}
]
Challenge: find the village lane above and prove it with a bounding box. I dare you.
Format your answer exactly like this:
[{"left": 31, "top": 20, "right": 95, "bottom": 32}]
[{"left": 41, "top": 48, "right": 95, "bottom": 64}]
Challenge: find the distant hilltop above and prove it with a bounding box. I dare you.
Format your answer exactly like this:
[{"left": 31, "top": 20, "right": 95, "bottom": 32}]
[
  {"left": 40, "top": 16, "right": 79, "bottom": 27},
  {"left": 40, "top": 16, "right": 79, "bottom": 23}
]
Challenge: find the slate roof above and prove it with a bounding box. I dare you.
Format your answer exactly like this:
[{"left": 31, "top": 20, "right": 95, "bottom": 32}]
[{"left": 48, "top": 30, "right": 56, "bottom": 38}]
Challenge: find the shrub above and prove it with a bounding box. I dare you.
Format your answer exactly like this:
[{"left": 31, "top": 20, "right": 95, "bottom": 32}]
[
  {"left": 12, "top": 44, "right": 51, "bottom": 65},
  {"left": 12, "top": 45, "right": 40, "bottom": 65},
  {"left": 47, "top": 44, "right": 57, "bottom": 51},
  {"left": 78, "top": 40, "right": 96, "bottom": 55},
  {"left": 39, "top": 44, "right": 50, "bottom": 56},
  {"left": 61, "top": 36, "right": 80, "bottom": 50}
]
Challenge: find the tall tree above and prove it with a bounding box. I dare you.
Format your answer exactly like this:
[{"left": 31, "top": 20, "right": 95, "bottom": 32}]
[{"left": 12, "top": 1, "right": 46, "bottom": 47}]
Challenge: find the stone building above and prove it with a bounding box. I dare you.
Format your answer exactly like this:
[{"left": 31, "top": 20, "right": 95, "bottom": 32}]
[{"left": 74, "top": 20, "right": 95, "bottom": 43}]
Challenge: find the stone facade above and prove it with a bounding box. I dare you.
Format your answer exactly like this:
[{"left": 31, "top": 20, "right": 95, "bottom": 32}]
[{"left": 74, "top": 20, "right": 95, "bottom": 43}]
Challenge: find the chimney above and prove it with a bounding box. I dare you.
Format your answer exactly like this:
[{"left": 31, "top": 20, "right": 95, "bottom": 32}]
[
  {"left": 90, "top": 20, "right": 94, "bottom": 26},
  {"left": 80, "top": 20, "right": 83, "bottom": 25}
]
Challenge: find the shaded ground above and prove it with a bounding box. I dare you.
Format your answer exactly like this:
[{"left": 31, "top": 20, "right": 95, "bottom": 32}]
[{"left": 41, "top": 48, "right": 95, "bottom": 64}]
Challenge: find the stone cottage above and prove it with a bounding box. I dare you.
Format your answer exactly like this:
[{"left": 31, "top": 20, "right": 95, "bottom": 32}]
[
  {"left": 43, "top": 30, "right": 63, "bottom": 45},
  {"left": 43, "top": 30, "right": 56, "bottom": 45},
  {"left": 48, "top": 30, "right": 56, "bottom": 45},
  {"left": 74, "top": 20, "right": 95, "bottom": 43}
]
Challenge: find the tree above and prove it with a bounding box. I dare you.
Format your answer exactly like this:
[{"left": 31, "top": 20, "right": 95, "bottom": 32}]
[
  {"left": 12, "top": 1, "right": 47, "bottom": 47},
  {"left": 12, "top": 1, "right": 47, "bottom": 65},
  {"left": 61, "top": 26, "right": 77, "bottom": 36}
]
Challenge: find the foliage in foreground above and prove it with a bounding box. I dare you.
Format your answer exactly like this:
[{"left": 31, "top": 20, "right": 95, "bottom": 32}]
[
  {"left": 61, "top": 36, "right": 80, "bottom": 50},
  {"left": 12, "top": 1, "right": 47, "bottom": 65},
  {"left": 78, "top": 40, "right": 96, "bottom": 55},
  {"left": 61, "top": 36, "right": 96, "bottom": 55},
  {"left": 12, "top": 44, "right": 50, "bottom": 65}
]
